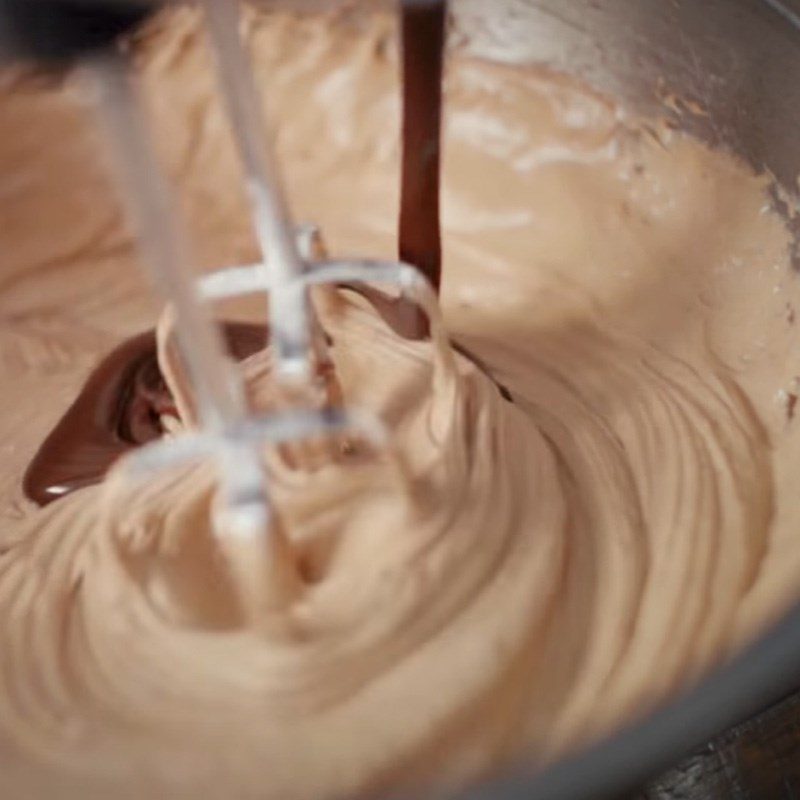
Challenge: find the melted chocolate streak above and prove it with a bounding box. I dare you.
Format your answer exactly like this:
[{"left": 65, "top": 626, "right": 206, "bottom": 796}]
[
  {"left": 22, "top": 322, "right": 267, "bottom": 507},
  {"left": 22, "top": 308, "right": 511, "bottom": 507}
]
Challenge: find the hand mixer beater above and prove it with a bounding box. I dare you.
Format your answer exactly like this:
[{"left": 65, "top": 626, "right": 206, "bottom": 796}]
[{"left": 0, "top": 0, "right": 449, "bottom": 620}]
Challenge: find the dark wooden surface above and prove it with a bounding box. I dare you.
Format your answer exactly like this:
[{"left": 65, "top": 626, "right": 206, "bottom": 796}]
[{"left": 634, "top": 691, "right": 800, "bottom": 799}]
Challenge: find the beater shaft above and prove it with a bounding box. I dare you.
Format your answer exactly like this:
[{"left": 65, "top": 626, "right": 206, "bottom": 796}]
[{"left": 201, "top": 0, "right": 319, "bottom": 383}]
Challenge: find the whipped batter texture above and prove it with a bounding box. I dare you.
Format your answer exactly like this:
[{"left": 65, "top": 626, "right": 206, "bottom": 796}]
[{"left": 2, "top": 4, "right": 800, "bottom": 799}]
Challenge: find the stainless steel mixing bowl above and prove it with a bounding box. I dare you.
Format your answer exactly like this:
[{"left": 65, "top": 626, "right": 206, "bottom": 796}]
[
  {"left": 5, "top": 1, "right": 800, "bottom": 798},
  {"left": 456, "top": 0, "right": 800, "bottom": 190}
]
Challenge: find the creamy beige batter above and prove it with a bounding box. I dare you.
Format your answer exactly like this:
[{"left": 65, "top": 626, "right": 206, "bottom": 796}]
[{"left": 2, "top": 3, "right": 800, "bottom": 799}]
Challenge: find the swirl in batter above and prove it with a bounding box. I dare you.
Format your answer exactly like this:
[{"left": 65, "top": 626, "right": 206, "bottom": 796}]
[{"left": 1, "top": 4, "right": 800, "bottom": 799}]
